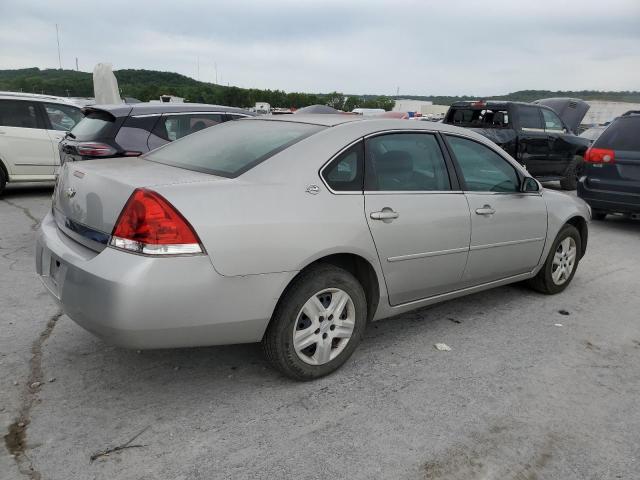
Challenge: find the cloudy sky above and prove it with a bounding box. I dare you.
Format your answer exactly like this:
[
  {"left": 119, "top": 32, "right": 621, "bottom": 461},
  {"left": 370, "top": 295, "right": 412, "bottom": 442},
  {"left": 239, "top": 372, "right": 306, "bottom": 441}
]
[{"left": 1, "top": 0, "right": 638, "bottom": 96}]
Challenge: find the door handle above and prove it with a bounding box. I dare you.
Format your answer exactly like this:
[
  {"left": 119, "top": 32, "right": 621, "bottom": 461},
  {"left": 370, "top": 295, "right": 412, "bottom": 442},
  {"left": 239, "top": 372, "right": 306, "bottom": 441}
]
[
  {"left": 370, "top": 208, "right": 399, "bottom": 221},
  {"left": 475, "top": 205, "right": 496, "bottom": 216}
]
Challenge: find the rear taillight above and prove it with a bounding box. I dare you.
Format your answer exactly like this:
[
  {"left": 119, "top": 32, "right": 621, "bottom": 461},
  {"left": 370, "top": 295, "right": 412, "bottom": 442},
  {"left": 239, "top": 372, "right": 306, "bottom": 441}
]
[
  {"left": 110, "top": 188, "right": 203, "bottom": 255},
  {"left": 77, "top": 142, "right": 117, "bottom": 157},
  {"left": 584, "top": 147, "right": 615, "bottom": 164}
]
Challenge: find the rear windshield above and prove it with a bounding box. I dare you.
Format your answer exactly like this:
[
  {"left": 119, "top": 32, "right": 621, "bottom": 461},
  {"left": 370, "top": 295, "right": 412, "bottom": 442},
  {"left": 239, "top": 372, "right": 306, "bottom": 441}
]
[
  {"left": 70, "top": 110, "right": 116, "bottom": 140},
  {"left": 445, "top": 108, "right": 510, "bottom": 128},
  {"left": 145, "top": 120, "right": 324, "bottom": 178},
  {"left": 594, "top": 117, "right": 640, "bottom": 151}
]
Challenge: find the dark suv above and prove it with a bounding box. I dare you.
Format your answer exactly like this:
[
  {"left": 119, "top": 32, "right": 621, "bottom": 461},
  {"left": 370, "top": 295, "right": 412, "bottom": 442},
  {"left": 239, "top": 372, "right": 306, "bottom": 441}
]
[
  {"left": 59, "top": 103, "right": 254, "bottom": 162},
  {"left": 577, "top": 111, "right": 640, "bottom": 219}
]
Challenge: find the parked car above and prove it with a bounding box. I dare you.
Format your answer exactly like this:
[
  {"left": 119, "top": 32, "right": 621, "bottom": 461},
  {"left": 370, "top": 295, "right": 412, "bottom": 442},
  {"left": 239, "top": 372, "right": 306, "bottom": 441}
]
[
  {"left": 578, "top": 111, "right": 640, "bottom": 219},
  {"left": 36, "top": 116, "right": 590, "bottom": 380},
  {"left": 59, "top": 103, "right": 254, "bottom": 163},
  {"left": 443, "top": 100, "right": 590, "bottom": 189},
  {"left": 580, "top": 125, "right": 607, "bottom": 143},
  {"left": 0, "top": 92, "right": 84, "bottom": 194}
]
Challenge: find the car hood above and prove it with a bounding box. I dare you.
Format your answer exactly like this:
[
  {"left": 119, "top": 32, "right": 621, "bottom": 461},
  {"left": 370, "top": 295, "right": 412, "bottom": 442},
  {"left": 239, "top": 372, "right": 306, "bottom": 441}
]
[{"left": 533, "top": 98, "right": 590, "bottom": 133}]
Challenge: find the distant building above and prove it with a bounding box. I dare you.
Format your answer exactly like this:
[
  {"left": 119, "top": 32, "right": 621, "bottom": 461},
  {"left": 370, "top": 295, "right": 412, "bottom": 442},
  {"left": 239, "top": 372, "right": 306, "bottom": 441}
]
[
  {"left": 583, "top": 101, "right": 640, "bottom": 125},
  {"left": 393, "top": 99, "right": 448, "bottom": 118}
]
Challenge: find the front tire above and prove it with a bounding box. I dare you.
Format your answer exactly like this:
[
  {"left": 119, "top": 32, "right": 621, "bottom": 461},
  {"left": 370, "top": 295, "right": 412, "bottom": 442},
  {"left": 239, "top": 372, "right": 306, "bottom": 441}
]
[
  {"left": 0, "top": 167, "right": 6, "bottom": 196},
  {"left": 592, "top": 209, "right": 607, "bottom": 221},
  {"left": 528, "top": 224, "right": 581, "bottom": 295},
  {"left": 262, "top": 264, "right": 367, "bottom": 380},
  {"left": 559, "top": 156, "right": 582, "bottom": 190}
]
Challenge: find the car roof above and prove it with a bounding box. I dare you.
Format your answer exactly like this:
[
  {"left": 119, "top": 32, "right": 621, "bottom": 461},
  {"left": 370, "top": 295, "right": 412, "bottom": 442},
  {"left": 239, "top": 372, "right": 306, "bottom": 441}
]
[
  {"left": 0, "top": 91, "right": 81, "bottom": 107},
  {"left": 84, "top": 102, "right": 255, "bottom": 117},
  {"left": 450, "top": 100, "right": 542, "bottom": 109}
]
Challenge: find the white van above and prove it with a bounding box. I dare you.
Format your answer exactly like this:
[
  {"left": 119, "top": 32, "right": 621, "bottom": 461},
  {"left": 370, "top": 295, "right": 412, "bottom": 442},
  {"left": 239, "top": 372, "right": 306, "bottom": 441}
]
[
  {"left": 352, "top": 108, "right": 385, "bottom": 116},
  {"left": 0, "top": 92, "right": 83, "bottom": 193}
]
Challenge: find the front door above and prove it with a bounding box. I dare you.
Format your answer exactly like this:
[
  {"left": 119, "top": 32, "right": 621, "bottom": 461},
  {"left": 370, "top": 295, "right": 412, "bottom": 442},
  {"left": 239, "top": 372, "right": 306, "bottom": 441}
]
[
  {"left": 444, "top": 134, "right": 547, "bottom": 285},
  {"left": 364, "top": 132, "right": 471, "bottom": 305},
  {"left": 516, "top": 104, "right": 550, "bottom": 176}
]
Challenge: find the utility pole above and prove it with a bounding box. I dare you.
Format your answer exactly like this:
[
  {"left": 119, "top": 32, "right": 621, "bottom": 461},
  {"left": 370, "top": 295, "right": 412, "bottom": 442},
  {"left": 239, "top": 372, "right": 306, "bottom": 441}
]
[
  {"left": 75, "top": 57, "right": 78, "bottom": 71},
  {"left": 55, "top": 24, "right": 62, "bottom": 69},
  {"left": 214, "top": 62, "right": 218, "bottom": 84},
  {"left": 197, "top": 56, "right": 200, "bottom": 81}
]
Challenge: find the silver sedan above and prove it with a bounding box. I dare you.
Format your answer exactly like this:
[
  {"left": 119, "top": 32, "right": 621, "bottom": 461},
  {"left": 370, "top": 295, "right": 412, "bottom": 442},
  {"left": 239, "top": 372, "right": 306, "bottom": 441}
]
[{"left": 36, "top": 116, "right": 590, "bottom": 379}]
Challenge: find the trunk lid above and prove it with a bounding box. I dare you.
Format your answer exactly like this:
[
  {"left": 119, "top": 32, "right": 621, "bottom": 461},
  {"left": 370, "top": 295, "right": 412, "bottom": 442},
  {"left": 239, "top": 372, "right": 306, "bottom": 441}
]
[{"left": 53, "top": 158, "right": 223, "bottom": 249}]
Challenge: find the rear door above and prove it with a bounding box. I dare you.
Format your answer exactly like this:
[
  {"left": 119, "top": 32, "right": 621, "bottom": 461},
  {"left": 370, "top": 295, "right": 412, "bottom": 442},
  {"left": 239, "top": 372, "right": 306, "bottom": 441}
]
[
  {"left": 444, "top": 134, "right": 547, "bottom": 286},
  {"left": 147, "top": 112, "right": 226, "bottom": 150},
  {"left": 0, "top": 99, "right": 55, "bottom": 178},
  {"left": 362, "top": 131, "right": 471, "bottom": 305},
  {"left": 515, "top": 105, "right": 550, "bottom": 176},
  {"left": 587, "top": 116, "right": 640, "bottom": 193}
]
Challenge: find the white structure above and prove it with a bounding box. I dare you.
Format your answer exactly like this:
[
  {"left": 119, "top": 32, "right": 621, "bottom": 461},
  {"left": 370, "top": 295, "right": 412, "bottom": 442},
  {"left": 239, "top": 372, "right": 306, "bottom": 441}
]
[
  {"left": 93, "top": 63, "right": 121, "bottom": 104},
  {"left": 583, "top": 101, "right": 640, "bottom": 125},
  {"left": 352, "top": 108, "right": 385, "bottom": 116},
  {"left": 255, "top": 102, "right": 271, "bottom": 115},
  {"left": 393, "top": 99, "right": 449, "bottom": 117}
]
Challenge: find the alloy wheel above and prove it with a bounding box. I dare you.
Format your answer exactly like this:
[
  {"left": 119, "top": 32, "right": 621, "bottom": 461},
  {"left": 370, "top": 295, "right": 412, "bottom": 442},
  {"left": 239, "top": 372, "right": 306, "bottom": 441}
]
[{"left": 551, "top": 237, "right": 577, "bottom": 285}]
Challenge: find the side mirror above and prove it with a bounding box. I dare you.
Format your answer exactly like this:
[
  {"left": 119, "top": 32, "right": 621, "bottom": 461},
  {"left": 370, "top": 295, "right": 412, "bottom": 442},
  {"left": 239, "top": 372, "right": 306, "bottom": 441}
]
[{"left": 521, "top": 177, "right": 540, "bottom": 192}]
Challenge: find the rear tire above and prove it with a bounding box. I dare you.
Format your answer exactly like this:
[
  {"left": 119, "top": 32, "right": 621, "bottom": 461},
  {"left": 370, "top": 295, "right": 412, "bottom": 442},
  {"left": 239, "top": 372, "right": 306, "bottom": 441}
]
[
  {"left": 592, "top": 209, "right": 607, "bottom": 220},
  {"left": 0, "top": 166, "right": 6, "bottom": 196},
  {"left": 559, "top": 156, "right": 582, "bottom": 190},
  {"left": 527, "top": 224, "right": 581, "bottom": 295},
  {"left": 262, "top": 264, "right": 367, "bottom": 380}
]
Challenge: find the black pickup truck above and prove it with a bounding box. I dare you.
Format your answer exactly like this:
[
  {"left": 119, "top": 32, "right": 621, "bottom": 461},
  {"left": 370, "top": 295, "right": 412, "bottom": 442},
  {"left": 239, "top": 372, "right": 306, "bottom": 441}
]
[{"left": 443, "top": 99, "right": 591, "bottom": 189}]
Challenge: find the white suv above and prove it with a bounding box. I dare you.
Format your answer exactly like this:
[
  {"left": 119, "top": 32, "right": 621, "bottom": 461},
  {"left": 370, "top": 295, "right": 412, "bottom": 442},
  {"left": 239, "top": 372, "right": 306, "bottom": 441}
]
[{"left": 0, "top": 92, "right": 84, "bottom": 194}]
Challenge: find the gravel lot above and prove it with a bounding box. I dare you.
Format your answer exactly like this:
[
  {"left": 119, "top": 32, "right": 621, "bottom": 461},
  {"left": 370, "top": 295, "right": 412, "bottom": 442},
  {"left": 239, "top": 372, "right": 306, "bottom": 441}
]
[{"left": 2, "top": 183, "right": 639, "bottom": 480}]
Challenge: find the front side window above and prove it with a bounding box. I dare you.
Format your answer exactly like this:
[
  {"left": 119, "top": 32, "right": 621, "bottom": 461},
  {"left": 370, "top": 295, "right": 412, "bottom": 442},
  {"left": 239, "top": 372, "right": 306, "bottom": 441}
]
[
  {"left": 44, "top": 103, "right": 83, "bottom": 131},
  {"left": 541, "top": 109, "right": 564, "bottom": 131},
  {"left": 146, "top": 119, "right": 324, "bottom": 178},
  {"left": 446, "top": 135, "right": 520, "bottom": 192},
  {"left": 519, "top": 106, "right": 544, "bottom": 130},
  {"left": 154, "top": 113, "right": 225, "bottom": 141},
  {"left": 0, "top": 100, "right": 39, "bottom": 129},
  {"left": 365, "top": 133, "right": 451, "bottom": 191},
  {"left": 322, "top": 142, "right": 363, "bottom": 191}
]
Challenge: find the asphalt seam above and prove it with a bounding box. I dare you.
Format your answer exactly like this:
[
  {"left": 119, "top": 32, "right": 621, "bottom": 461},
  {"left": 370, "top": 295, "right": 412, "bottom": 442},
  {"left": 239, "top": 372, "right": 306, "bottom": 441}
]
[
  {"left": 3, "top": 309, "right": 63, "bottom": 480},
  {"left": 1, "top": 198, "right": 42, "bottom": 231}
]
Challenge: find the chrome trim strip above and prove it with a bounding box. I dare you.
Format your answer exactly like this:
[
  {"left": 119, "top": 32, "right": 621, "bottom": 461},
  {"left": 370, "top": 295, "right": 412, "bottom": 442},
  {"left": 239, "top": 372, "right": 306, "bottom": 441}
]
[
  {"left": 364, "top": 190, "right": 462, "bottom": 195},
  {"left": 53, "top": 208, "right": 109, "bottom": 252},
  {"left": 387, "top": 246, "right": 468, "bottom": 263},
  {"left": 470, "top": 237, "right": 545, "bottom": 251}
]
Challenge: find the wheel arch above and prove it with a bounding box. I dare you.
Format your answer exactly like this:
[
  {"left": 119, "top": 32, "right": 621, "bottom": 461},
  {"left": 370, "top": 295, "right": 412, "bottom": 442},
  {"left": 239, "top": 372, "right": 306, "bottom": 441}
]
[
  {"left": 271, "top": 252, "right": 383, "bottom": 327},
  {"left": 0, "top": 156, "right": 8, "bottom": 181},
  {"left": 565, "top": 215, "right": 588, "bottom": 258}
]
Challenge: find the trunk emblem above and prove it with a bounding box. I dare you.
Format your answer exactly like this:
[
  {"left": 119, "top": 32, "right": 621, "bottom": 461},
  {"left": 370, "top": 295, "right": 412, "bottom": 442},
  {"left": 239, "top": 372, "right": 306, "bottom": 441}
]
[
  {"left": 306, "top": 185, "right": 320, "bottom": 195},
  {"left": 64, "top": 187, "right": 77, "bottom": 198}
]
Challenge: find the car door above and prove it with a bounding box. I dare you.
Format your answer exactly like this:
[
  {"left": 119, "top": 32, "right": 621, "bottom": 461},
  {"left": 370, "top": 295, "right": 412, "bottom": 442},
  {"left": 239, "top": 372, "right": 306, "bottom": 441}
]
[
  {"left": 41, "top": 102, "right": 84, "bottom": 173},
  {"left": 362, "top": 132, "right": 471, "bottom": 305},
  {"left": 542, "top": 108, "right": 573, "bottom": 173},
  {"left": 147, "top": 112, "right": 226, "bottom": 150},
  {"left": 444, "top": 134, "right": 547, "bottom": 286},
  {"left": 0, "top": 99, "right": 55, "bottom": 178},
  {"left": 516, "top": 105, "right": 550, "bottom": 176}
]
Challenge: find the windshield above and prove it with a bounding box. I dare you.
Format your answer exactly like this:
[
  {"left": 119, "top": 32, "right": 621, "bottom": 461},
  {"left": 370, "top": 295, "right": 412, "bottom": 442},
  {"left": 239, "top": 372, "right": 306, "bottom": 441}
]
[
  {"left": 594, "top": 117, "right": 640, "bottom": 151},
  {"left": 146, "top": 120, "right": 324, "bottom": 178}
]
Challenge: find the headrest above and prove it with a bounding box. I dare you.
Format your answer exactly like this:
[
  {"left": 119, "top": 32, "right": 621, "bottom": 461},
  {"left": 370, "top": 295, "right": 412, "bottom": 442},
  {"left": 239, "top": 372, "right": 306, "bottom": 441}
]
[{"left": 376, "top": 150, "right": 413, "bottom": 174}]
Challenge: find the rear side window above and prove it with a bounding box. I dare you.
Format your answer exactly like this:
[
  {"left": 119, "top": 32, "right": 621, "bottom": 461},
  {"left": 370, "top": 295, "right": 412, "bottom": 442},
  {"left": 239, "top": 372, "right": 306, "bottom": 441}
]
[
  {"left": 146, "top": 120, "right": 324, "bottom": 178},
  {"left": 0, "top": 100, "right": 39, "bottom": 128},
  {"left": 71, "top": 110, "right": 117, "bottom": 140},
  {"left": 153, "top": 113, "right": 225, "bottom": 141},
  {"left": 115, "top": 115, "right": 161, "bottom": 152},
  {"left": 519, "top": 106, "right": 544, "bottom": 130},
  {"left": 44, "top": 103, "right": 83, "bottom": 131},
  {"left": 594, "top": 117, "right": 640, "bottom": 151},
  {"left": 446, "top": 108, "right": 509, "bottom": 128},
  {"left": 322, "top": 142, "right": 364, "bottom": 191}
]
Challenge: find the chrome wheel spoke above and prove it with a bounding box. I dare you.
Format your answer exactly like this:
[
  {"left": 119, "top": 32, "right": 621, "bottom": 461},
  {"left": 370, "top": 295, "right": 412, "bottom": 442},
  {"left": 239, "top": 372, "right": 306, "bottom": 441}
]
[
  {"left": 313, "top": 338, "right": 332, "bottom": 364},
  {"left": 328, "top": 290, "right": 349, "bottom": 318},
  {"left": 302, "top": 295, "right": 325, "bottom": 321},
  {"left": 333, "top": 325, "right": 354, "bottom": 339},
  {"left": 294, "top": 327, "right": 317, "bottom": 352}
]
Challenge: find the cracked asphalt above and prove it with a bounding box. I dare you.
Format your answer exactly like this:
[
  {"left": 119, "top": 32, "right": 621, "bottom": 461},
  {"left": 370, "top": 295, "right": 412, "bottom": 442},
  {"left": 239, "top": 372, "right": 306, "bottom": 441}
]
[{"left": 1, "top": 183, "right": 640, "bottom": 480}]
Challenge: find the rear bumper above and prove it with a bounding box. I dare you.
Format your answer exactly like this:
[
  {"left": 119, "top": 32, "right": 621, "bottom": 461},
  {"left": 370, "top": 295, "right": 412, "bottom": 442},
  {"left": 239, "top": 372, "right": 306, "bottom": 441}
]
[
  {"left": 35, "top": 212, "right": 296, "bottom": 349},
  {"left": 577, "top": 177, "right": 640, "bottom": 213}
]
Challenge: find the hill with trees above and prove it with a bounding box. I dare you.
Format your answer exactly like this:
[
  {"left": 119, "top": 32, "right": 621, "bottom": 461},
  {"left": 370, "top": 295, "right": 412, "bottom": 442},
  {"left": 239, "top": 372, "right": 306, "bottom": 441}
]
[{"left": 1, "top": 68, "right": 638, "bottom": 110}]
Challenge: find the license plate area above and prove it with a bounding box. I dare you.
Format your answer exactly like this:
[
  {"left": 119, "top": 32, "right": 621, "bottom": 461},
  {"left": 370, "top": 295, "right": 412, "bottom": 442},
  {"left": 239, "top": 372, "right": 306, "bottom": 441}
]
[{"left": 38, "top": 246, "right": 65, "bottom": 300}]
